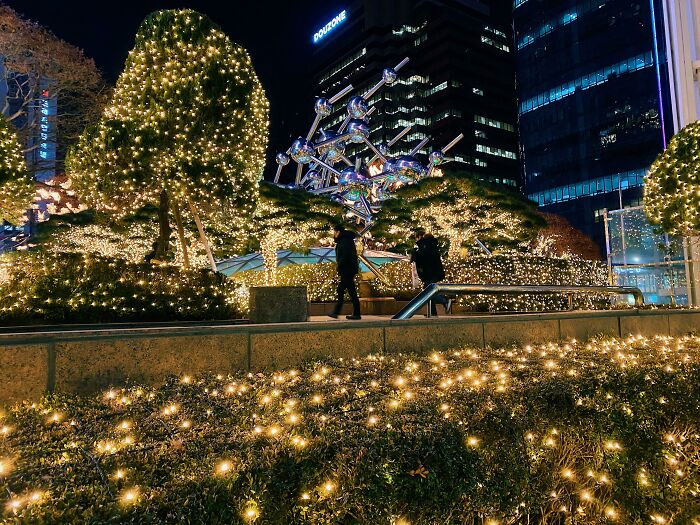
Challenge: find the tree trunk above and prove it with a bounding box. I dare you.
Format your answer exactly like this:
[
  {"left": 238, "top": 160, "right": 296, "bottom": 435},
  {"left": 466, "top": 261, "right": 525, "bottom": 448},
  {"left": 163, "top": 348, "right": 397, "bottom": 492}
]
[
  {"left": 186, "top": 196, "right": 217, "bottom": 272},
  {"left": 172, "top": 201, "right": 190, "bottom": 268},
  {"left": 155, "top": 189, "right": 171, "bottom": 260}
]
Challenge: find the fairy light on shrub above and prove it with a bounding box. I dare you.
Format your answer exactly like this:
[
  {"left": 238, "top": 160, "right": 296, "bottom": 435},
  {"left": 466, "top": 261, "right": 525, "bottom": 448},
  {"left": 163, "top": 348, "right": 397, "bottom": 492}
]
[
  {"left": 0, "top": 335, "right": 699, "bottom": 522},
  {"left": 0, "top": 116, "right": 35, "bottom": 226},
  {"left": 66, "top": 9, "right": 269, "bottom": 267},
  {"left": 645, "top": 121, "right": 700, "bottom": 237}
]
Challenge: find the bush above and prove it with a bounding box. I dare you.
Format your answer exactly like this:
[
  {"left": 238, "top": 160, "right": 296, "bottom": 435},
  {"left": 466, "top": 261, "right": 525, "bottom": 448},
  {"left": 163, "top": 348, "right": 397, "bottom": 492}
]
[
  {"left": 1, "top": 336, "right": 699, "bottom": 523},
  {"left": 0, "top": 252, "right": 243, "bottom": 325},
  {"left": 230, "top": 263, "right": 341, "bottom": 303},
  {"left": 373, "top": 255, "right": 610, "bottom": 310}
]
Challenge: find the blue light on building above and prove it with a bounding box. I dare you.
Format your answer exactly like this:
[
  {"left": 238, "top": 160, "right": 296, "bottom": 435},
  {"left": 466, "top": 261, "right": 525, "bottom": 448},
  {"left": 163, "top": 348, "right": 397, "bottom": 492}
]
[{"left": 313, "top": 10, "right": 348, "bottom": 44}]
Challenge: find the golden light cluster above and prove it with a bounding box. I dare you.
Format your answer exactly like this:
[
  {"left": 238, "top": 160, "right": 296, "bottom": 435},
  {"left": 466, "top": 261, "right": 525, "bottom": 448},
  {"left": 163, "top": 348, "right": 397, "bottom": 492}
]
[
  {"left": 1, "top": 335, "right": 699, "bottom": 523},
  {"left": 0, "top": 116, "right": 35, "bottom": 226},
  {"left": 645, "top": 120, "right": 700, "bottom": 237},
  {"left": 66, "top": 9, "right": 269, "bottom": 245}
]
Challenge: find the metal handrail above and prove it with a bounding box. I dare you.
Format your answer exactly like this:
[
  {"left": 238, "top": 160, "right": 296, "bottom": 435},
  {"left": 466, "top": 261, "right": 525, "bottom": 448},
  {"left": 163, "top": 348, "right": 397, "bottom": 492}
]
[{"left": 392, "top": 283, "right": 645, "bottom": 320}]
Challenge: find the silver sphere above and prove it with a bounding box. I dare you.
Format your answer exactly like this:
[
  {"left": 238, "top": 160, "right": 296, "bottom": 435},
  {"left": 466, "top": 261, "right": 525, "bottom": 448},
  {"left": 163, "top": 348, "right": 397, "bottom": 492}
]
[
  {"left": 275, "top": 152, "right": 290, "bottom": 166},
  {"left": 347, "top": 96, "right": 369, "bottom": 119},
  {"left": 314, "top": 97, "right": 333, "bottom": 117},
  {"left": 316, "top": 129, "right": 346, "bottom": 161},
  {"left": 378, "top": 142, "right": 389, "bottom": 156},
  {"left": 382, "top": 68, "right": 398, "bottom": 85},
  {"left": 392, "top": 155, "right": 428, "bottom": 183},
  {"left": 303, "top": 169, "right": 322, "bottom": 189},
  {"left": 428, "top": 150, "right": 445, "bottom": 166},
  {"left": 347, "top": 119, "right": 370, "bottom": 144},
  {"left": 289, "top": 138, "right": 315, "bottom": 164},
  {"left": 338, "top": 166, "right": 372, "bottom": 202}
]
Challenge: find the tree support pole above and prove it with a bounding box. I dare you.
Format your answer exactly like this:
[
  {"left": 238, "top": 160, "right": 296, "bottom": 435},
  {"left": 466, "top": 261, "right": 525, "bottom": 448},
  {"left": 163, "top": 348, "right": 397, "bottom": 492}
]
[
  {"left": 172, "top": 202, "right": 190, "bottom": 268},
  {"left": 186, "top": 196, "right": 217, "bottom": 273}
]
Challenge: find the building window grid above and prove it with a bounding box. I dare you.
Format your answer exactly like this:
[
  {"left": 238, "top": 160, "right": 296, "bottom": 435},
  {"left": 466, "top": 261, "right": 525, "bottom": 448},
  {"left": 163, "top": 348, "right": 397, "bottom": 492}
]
[
  {"left": 519, "top": 52, "right": 655, "bottom": 115},
  {"left": 318, "top": 48, "right": 367, "bottom": 85},
  {"left": 474, "top": 114, "right": 515, "bottom": 132},
  {"left": 476, "top": 144, "right": 517, "bottom": 160},
  {"left": 517, "top": 0, "right": 610, "bottom": 50},
  {"left": 527, "top": 168, "right": 648, "bottom": 206},
  {"left": 481, "top": 35, "right": 510, "bottom": 53}
]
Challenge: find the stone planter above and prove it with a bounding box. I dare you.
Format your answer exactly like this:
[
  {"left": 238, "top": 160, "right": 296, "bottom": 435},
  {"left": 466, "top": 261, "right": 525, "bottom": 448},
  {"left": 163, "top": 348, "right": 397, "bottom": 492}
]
[{"left": 249, "top": 286, "right": 308, "bottom": 324}]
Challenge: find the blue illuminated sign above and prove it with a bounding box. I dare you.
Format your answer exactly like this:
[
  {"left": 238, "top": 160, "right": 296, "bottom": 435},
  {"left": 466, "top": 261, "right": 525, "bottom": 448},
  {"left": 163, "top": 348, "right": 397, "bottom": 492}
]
[{"left": 313, "top": 10, "right": 347, "bottom": 44}]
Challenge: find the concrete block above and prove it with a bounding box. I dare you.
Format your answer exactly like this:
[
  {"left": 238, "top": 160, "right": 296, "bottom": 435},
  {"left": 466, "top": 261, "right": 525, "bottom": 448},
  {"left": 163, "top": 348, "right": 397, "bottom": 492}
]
[
  {"left": 560, "top": 315, "right": 619, "bottom": 341},
  {"left": 249, "top": 286, "right": 308, "bottom": 324},
  {"left": 384, "top": 321, "right": 483, "bottom": 353},
  {"left": 55, "top": 334, "right": 248, "bottom": 395},
  {"left": 0, "top": 344, "right": 49, "bottom": 405},
  {"left": 484, "top": 319, "right": 559, "bottom": 347},
  {"left": 619, "top": 314, "right": 669, "bottom": 337},
  {"left": 668, "top": 312, "right": 700, "bottom": 335},
  {"left": 250, "top": 326, "right": 383, "bottom": 369}
]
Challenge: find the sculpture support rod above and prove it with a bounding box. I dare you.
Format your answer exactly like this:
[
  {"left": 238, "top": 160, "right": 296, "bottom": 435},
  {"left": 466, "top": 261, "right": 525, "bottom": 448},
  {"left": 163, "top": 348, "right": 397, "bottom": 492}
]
[
  {"left": 389, "top": 125, "right": 412, "bottom": 146},
  {"left": 394, "top": 57, "right": 409, "bottom": 71},
  {"left": 294, "top": 163, "right": 303, "bottom": 185},
  {"left": 363, "top": 138, "right": 387, "bottom": 163},
  {"left": 410, "top": 137, "right": 430, "bottom": 156},
  {"left": 306, "top": 114, "right": 322, "bottom": 141},
  {"left": 310, "top": 156, "right": 342, "bottom": 176},
  {"left": 273, "top": 164, "right": 284, "bottom": 184},
  {"left": 329, "top": 84, "right": 353, "bottom": 104},
  {"left": 442, "top": 133, "right": 464, "bottom": 153}
]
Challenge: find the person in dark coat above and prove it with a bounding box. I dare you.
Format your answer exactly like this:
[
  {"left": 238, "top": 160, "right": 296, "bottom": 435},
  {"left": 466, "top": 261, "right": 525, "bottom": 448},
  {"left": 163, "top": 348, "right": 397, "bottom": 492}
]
[
  {"left": 330, "top": 225, "right": 361, "bottom": 320},
  {"left": 410, "top": 229, "right": 449, "bottom": 316}
]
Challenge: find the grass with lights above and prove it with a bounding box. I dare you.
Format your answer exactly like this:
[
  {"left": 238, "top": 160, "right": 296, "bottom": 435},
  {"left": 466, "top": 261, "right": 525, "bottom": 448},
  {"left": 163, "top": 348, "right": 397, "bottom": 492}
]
[{"left": 1, "top": 335, "right": 700, "bottom": 523}]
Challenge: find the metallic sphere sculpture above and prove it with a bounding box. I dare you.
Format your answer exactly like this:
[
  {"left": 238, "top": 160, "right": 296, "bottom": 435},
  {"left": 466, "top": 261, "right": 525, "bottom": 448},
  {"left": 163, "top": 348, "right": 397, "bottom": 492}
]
[
  {"left": 273, "top": 56, "right": 464, "bottom": 235},
  {"left": 314, "top": 97, "right": 333, "bottom": 117},
  {"left": 347, "top": 96, "right": 369, "bottom": 119}
]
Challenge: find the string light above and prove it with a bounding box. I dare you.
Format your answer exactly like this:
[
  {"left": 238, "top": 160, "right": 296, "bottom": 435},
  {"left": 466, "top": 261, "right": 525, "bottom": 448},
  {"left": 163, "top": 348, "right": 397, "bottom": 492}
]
[{"left": 0, "top": 116, "right": 35, "bottom": 226}]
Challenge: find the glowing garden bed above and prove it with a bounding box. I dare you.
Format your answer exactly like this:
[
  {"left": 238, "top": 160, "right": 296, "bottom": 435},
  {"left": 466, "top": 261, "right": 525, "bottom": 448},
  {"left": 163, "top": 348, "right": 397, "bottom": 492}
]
[{"left": 1, "top": 335, "right": 699, "bottom": 523}]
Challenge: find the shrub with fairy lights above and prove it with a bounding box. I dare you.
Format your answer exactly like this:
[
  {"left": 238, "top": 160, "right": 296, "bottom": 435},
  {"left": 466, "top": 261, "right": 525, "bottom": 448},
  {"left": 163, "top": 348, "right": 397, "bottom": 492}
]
[
  {"left": 0, "top": 117, "right": 35, "bottom": 225},
  {"left": 644, "top": 120, "right": 700, "bottom": 237},
  {"left": 66, "top": 9, "right": 269, "bottom": 270},
  {"left": 372, "top": 174, "right": 544, "bottom": 259},
  {"left": 1, "top": 335, "right": 700, "bottom": 523},
  {"left": 0, "top": 252, "right": 243, "bottom": 325}
]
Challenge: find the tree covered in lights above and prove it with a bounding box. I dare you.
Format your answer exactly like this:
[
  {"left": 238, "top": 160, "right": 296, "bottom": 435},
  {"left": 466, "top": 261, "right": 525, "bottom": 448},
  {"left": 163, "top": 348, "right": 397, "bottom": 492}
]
[
  {"left": 66, "top": 9, "right": 269, "bottom": 269},
  {"left": 0, "top": 116, "right": 35, "bottom": 225},
  {"left": 644, "top": 120, "right": 700, "bottom": 237},
  {"left": 254, "top": 182, "right": 344, "bottom": 281},
  {"left": 372, "top": 174, "right": 544, "bottom": 259}
]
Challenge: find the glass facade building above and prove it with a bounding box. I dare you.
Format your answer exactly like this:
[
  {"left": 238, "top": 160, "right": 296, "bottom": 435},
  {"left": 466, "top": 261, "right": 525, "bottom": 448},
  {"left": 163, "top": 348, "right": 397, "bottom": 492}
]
[
  {"left": 310, "top": 0, "right": 520, "bottom": 187},
  {"left": 513, "top": 0, "right": 673, "bottom": 250}
]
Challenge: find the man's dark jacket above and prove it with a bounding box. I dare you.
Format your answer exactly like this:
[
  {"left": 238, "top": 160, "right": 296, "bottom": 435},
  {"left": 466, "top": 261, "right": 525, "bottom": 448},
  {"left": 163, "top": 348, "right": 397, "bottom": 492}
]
[
  {"left": 411, "top": 234, "right": 445, "bottom": 283},
  {"left": 335, "top": 230, "right": 359, "bottom": 277}
]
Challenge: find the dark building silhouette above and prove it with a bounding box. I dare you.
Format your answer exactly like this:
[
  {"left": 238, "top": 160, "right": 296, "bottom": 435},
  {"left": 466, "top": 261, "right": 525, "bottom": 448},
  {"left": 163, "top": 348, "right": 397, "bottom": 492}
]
[
  {"left": 513, "top": 0, "right": 672, "bottom": 249},
  {"left": 310, "top": 0, "right": 519, "bottom": 186}
]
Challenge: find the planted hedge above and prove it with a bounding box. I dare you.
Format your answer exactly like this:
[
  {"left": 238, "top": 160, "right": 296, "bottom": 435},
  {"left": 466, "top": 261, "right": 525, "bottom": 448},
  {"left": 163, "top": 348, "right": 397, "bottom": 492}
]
[
  {"left": 0, "top": 252, "right": 243, "bottom": 325},
  {"left": 1, "top": 335, "right": 699, "bottom": 523}
]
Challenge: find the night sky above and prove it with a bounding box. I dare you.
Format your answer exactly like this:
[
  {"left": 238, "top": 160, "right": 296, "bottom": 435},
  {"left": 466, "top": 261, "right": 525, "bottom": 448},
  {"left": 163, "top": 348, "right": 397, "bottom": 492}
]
[{"left": 5, "top": 0, "right": 342, "bottom": 177}]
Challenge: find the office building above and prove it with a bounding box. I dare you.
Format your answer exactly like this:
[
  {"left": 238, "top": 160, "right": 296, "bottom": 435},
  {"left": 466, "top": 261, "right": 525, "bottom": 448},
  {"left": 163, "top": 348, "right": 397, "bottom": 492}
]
[
  {"left": 310, "top": 0, "right": 520, "bottom": 187},
  {"left": 513, "top": 0, "right": 673, "bottom": 249}
]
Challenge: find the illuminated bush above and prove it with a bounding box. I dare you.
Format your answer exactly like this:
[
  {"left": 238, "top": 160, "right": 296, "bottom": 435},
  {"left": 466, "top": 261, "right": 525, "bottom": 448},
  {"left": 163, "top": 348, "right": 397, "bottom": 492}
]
[
  {"left": 1, "top": 335, "right": 699, "bottom": 523},
  {"left": 645, "top": 120, "right": 700, "bottom": 236},
  {"left": 0, "top": 252, "right": 243, "bottom": 324},
  {"left": 0, "top": 117, "right": 34, "bottom": 225}
]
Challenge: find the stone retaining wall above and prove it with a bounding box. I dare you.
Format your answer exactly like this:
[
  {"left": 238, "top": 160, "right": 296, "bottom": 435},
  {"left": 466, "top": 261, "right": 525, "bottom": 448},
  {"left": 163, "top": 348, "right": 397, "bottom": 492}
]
[{"left": 1, "top": 310, "right": 698, "bottom": 405}]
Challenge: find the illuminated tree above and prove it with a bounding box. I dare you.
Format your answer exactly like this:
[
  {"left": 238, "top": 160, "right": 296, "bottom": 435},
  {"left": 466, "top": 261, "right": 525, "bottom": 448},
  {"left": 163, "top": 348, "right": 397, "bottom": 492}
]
[
  {"left": 373, "top": 174, "right": 543, "bottom": 259},
  {"left": 644, "top": 121, "right": 700, "bottom": 237},
  {"left": 0, "top": 4, "right": 107, "bottom": 178},
  {"left": 254, "top": 182, "right": 343, "bottom": 282},
  {"left": 529, "top": 212, "right": 602, "bottom": 260},
  {"left": 66, "top": 9, "right": 269, "bottom": 270},
  {"left": 0, "top": 116, "right": 34, "bottom": 225}
]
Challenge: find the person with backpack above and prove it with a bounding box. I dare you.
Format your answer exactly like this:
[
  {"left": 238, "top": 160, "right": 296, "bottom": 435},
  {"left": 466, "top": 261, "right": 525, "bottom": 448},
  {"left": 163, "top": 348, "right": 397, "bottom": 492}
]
[
  {"left": 410, "top": 229, "right": 449, "bottom": 316},
  {"left": 330, "top": 225, "right": 361, "bottom": 320}
]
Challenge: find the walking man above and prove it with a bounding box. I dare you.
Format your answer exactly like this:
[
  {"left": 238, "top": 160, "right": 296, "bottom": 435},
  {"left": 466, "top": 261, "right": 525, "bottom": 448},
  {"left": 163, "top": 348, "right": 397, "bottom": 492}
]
[
  {"left": 410, "top": 229, "right": 449, "bottom": 316},
  {"left": 330, "top": 225, "right": 362, "bottom": 320}
]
